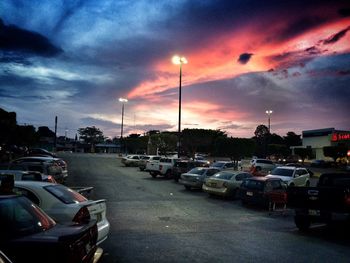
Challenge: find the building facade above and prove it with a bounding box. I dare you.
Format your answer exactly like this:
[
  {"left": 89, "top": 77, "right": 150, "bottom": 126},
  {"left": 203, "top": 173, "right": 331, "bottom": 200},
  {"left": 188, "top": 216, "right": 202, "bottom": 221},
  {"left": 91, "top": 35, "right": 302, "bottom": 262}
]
[{"left": 302, "top": 128, "right": 350, "bottom": 160}]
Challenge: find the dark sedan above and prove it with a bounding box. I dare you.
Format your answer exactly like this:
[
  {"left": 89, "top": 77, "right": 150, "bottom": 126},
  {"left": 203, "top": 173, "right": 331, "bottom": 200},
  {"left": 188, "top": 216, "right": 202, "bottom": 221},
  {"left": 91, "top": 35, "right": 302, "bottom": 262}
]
[
  {"left": 238, "top": 177, "right": 287, "bottom": 208},
  {"left": 0, "top": 195, "right": 102, "bottom": 263}
]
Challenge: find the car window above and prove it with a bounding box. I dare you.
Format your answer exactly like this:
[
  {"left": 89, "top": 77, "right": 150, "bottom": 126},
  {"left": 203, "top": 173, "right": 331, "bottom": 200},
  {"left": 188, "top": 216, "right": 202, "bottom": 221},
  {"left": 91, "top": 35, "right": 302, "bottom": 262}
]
[
  {"left": 27, "top": 165, "right": 44, "bottom": 173},
  {"left": 132, "top": 156, "right": 139, "bottom": 159},
  {"left": 188, "top": 167, "right": 206, "bottom": 175},
  {"left": 206, "top": 169, "right": 219, "bottom": 176},
  {"left": 242, "top": 180, "right": 264, "bottom": 190},
  {"left": 235, "top": 174, "right": 243, "bottom": 181},
  {"left": 0, "top": 196, "right": 55, "bottom": 240},
  {"left": 270, "top": 168, "right": 294, "bottom": 177},
  {"left": 44, "top": 184, "right": 87, "bottom": 204},
  {"left": 212, "top": 172, "right": 234, "bottom": 180},
  {"left": 270, "top": 180, "right": 283, "bottom": 190},
  {"left": 13, "top": 187, "right": 40, "bottom": 205}
]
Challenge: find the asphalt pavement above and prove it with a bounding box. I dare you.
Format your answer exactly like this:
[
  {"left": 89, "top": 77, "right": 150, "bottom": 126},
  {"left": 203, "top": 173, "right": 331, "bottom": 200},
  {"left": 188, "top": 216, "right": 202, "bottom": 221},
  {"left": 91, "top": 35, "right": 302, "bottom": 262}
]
[{"left": 62, "top": 153, "right": 350, "bottom": 263}]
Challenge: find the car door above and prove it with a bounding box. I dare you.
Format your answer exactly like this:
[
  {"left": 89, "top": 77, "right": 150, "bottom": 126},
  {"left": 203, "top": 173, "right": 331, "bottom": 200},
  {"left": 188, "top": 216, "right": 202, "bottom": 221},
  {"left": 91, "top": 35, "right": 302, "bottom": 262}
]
[{"left": 295, "top": 169, "right": 308, "bottom": 186}]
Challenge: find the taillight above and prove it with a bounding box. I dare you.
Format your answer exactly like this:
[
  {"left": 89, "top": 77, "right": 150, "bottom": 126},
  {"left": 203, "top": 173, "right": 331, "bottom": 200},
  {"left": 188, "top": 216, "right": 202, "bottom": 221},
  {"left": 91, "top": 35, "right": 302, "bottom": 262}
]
[
  {"left": 223, "top": 182, "right": 228, "bottom": 187},
  {"left": 73, "top": 206, "right": 91, "bottom": 224},
  {"left": 47, "top": 175, "right": 57, "bottom": 184},
  {"left": 345, "top": 193, "right": 350, "bottom": 206}
]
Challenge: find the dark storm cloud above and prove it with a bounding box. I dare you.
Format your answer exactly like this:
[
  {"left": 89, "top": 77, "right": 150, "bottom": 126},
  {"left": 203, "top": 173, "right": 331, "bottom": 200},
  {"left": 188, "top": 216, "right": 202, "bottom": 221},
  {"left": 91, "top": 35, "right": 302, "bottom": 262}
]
[
  {"left": 238, "top": 53, "right": 253, "bottom": 64},
  {"left": 52, "top": 0, "right": 85, "bottom": 34},
  {"left": 276, "top": 16, "right": 328, "bottom": 42},
  {"left": 323, "top": 26, "right": 350, "bottom": 44},
  {"left": 0, "top": 18, "right": 62, "bottom": 57},
  {"left": 338, "top": 8, "right": 350, "bottom": 17}
]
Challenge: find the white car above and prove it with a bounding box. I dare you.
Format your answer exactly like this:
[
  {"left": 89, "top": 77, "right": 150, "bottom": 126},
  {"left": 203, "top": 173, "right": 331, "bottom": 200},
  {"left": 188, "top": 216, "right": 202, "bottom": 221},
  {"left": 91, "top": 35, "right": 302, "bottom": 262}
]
[
  {"left": 121, "top": 155, "right": 144, "bottom": 167},
  {"left": 13, "top": 181, "right": 110, "bottom": 245},
  {"left": 265, "top": 166, "right": 311, "bottom": 186}
]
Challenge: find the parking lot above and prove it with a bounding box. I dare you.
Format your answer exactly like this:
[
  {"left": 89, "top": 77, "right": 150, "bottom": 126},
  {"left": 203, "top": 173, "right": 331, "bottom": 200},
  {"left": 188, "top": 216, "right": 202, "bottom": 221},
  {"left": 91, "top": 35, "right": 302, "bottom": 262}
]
[{"left": 63, "top": 153, "right": 350, "bottom": 263}]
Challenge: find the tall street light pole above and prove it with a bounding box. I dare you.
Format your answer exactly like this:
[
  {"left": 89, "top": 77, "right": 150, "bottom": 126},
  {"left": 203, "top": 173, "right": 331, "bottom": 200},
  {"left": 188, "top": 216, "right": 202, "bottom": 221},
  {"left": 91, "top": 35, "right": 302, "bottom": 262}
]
[
  {"left": 119, "top": 98, "right": 128, "bottom": 154},
  {"left": 172, "top": 55, "right": 188, "bottom": 158},
  {"left": 265, "top": 110, "right": 273, "bottom": 133}
]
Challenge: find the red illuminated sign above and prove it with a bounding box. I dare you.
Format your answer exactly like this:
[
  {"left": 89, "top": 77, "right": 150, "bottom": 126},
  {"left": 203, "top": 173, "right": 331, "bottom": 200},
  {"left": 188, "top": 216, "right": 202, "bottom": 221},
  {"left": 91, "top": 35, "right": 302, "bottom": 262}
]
[{"left": 331, "top": 132, "right": 350, "bottom": 142}]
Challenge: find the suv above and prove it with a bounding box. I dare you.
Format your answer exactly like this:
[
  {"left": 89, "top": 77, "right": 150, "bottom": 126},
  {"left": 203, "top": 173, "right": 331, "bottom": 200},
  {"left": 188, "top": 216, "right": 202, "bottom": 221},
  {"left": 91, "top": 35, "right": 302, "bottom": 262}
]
[
  {"left": 250, "top": 159, "right": 275, "bottom": 172},
  {"left": 138, "top": 155, "right": 162, "bottom": 171},
  {"left": 266, "top": 166, "right": 311, "bottom": 186}
]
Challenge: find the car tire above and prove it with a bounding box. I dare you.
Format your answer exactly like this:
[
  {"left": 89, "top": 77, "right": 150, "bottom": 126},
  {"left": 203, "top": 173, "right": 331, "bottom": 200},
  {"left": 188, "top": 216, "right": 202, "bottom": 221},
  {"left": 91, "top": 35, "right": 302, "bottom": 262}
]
[
  {"left": 294, "top": 215, "right": 311, "bottom": 231},
  {"left": 185, "top": 185, "right": 191, "bottom": 190},
  {"left": 150, "top": 171, "right": 157, "bottom": 178},
  {"left": 165, "top": 170, "right": 172, "bottom": 179},
  {"left": 289, "top": 183, "right": 295, "bottom": 187}
]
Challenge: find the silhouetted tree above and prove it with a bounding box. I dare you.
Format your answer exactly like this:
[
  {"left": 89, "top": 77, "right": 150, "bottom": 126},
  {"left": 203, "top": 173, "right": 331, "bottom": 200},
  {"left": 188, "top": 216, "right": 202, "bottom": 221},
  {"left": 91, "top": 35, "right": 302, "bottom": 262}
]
[{"left": 78, "top": 126, "right": 105, "bottom": 152}]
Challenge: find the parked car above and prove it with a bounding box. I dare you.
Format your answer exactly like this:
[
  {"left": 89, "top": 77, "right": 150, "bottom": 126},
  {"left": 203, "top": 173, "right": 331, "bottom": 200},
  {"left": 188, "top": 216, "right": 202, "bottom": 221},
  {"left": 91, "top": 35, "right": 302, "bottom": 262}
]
[
  {"left": 238, "top": 177, "right": 287, "bottom": 208},
  {"left": 250, "top": 158, "right": 275, "bottom": 172},
  {"left": 121, "top": 155, "right": 143, "bottom": 167},
  {"left": 173, "top": 160, "right": 210, "bottom": 182},
  {"left": 287, "top": 172, "right": 350, "bottom": 231},
  {"left": 209, "top": 161, "right": 235, "bottom": 171},
  {"left": 178, "top": 167, "right": 220, "bottom": 190},
  {"left": 0, "top": 195, "right": 101, "bottom": 263},
  {"left": 0, "top": 170, "right": 56, "bottom": 183},
  {"left": 202, "top": 171, "right": 253, "bottom": 198},
  {"left": 27, "top": 148, "right": 57, "bottom": 157},
  {"left": 11, "top": 156, "right": 68, "bottom": 182},
  {"left": 6, "top": 160, "right": 64, "bottom": 183},
  {"left": 266, "top": 166, "right": 311, "bottom": 186},
  {"left": 138, "top": 155, "right": 162, "bottom": 171},
  {"left": 13, "top": 181, "right": 110, "bottom": 245},
  {"left": 147, "top": 157, "right": 180, "bottom": 178}
]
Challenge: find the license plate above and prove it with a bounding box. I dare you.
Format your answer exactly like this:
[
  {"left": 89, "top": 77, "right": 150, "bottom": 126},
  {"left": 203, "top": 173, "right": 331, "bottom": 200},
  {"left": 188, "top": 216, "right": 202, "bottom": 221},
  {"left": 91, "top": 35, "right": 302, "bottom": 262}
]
[
  {"left": 246, "top": 191, "right": 253, "bottom": 196},
  {"left": 308, "top": 209, "right": 320, "bottom": 216}
]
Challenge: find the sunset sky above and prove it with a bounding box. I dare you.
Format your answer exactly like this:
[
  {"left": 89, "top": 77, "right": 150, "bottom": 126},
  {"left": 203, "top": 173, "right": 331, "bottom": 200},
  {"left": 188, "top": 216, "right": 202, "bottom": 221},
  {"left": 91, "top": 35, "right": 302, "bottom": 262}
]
[{"left": 1, "top": 0, "right": 350, "bottom": 139}]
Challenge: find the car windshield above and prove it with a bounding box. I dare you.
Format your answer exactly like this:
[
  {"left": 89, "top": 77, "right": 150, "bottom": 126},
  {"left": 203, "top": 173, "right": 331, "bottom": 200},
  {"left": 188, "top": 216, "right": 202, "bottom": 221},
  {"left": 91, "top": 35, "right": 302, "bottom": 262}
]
[
  {"left": 212, "top": 172, "right": 234, "bottom": 180},
  {"left": 0, "top": 196, "right": 56, "bottom": 240},
  {"left": 211, "top": 162, "right": 226, "bottom": 168},
  {"left": 187, "top": 168, "right": 206, "bottom": 175},
  {"left": 270, "top": 168, "right": 294, "bottom": 177},
  {"left": 44, "top": 184, "right": 87, "bottom": 204}
]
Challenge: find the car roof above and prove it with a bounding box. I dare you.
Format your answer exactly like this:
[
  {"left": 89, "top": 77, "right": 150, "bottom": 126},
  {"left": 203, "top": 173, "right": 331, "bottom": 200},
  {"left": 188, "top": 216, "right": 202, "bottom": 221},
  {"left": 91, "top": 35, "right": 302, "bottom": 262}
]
[
  {"left": 14, "top": 180, "right": 53, "bottom": 188},
  {"left": 275, "top": 166, "right": 297, "bottom": 170}
]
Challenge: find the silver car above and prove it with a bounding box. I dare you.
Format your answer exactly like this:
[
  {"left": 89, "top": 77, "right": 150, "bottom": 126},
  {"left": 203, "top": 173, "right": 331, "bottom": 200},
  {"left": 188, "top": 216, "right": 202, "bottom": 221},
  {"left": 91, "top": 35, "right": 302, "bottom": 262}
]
[
  {"left": 179, "top": 167, "right": 220, "bottom": 190},
  {"left": 202, "top": 171, "right": 253, "bottom": 198}
]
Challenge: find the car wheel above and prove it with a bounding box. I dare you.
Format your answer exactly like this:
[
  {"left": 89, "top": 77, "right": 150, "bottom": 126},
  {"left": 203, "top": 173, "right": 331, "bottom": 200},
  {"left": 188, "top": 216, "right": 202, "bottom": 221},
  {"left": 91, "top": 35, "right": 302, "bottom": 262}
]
[
  {"left": 185, "top": 185, "right": 191, "bottom": 190},
  {"left": 139, "top": 167, "right": 145, "bottom": 171},
  {"left": 294, "top": 215, "right": 311, "bottom": 231},
  {"left": 289, "top": 183, "right": 295, "bottom": 187},
  {"left": 150, "top": 172, "right": 157, "bottom": 178}
]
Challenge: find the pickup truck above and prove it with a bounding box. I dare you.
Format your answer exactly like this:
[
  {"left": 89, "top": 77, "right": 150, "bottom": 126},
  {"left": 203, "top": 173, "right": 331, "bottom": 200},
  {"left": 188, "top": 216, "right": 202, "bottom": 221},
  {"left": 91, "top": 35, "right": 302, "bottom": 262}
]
[
  {"left": 147, "top": 157, "right": 180, "bottom": 178},
  {"left": 287, "top": 172, "right": 350, "bottom": 231}
]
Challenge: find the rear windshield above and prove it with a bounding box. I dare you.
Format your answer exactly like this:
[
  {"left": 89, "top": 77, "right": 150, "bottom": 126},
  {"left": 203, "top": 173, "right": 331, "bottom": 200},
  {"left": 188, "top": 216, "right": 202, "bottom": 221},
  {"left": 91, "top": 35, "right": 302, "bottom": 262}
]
[
  {"left": 270, "top": 168, "right": 294, "bottom": 177},
  {"left": 187, "top": 167, "right": 206, "bottom": 175},
  {"left": 0, "top": 196, "right": 55, "bottom": 239},
  {"left": 211, "top": 162, "right": 226, "bottom": 168},
  {"left": 241, "top": 180, "right": 264, "bottom": 190},
  {"left": 212, "top": 172, "right": 234, "bottom": 180},
  {"left": 44, "top": 184, "right": 87, "bottom": 204}
]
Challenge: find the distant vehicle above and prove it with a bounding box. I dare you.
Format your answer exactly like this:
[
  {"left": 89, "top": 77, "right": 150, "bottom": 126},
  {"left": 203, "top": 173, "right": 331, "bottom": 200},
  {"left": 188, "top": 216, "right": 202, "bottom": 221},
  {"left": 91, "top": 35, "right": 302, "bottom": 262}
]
[
  {"left": 250, "top": 158, "right": 275, "bottom": 172},
  {"left": 266, "top": 166, "right": 311, "bottom": 186},
  {"left": 178, "top": 167, "right": 220, "bottom": 190},
  {"left": 209, "top": 161, "right": 235, "bottom": 171},
  {"left": 121, "top": 155, "right": 143, "bottom": 167},
  {"left": 147, "top": 157, "right": 180, "bottom": 178},
  {"left": 138, "top": 155, "right": 162, "bottom": 171},
  {"left": 0, "top": 195, "right": 101, "bottom": 263},
  {"left": 310, "top": 159, "right": 331, "bottom": 168},
  {"left": 238, "top": 177, "right": 287, "bottom": 208},
  {"left": 173, "top": 160, "right": 210, "bottom": 182},
  {"left": 13, "top": 181, "right": 110, "bottom": 245},
  {"left": 202, "top": 171, "right": 253, "bottom": 198}
]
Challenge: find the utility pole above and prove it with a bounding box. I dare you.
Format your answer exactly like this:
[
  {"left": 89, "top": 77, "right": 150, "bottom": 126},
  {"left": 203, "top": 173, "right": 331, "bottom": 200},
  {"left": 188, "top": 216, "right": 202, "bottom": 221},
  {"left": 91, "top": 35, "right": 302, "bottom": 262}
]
[{"left": 54, "top": 116, "right": 57, "bottom": 152}]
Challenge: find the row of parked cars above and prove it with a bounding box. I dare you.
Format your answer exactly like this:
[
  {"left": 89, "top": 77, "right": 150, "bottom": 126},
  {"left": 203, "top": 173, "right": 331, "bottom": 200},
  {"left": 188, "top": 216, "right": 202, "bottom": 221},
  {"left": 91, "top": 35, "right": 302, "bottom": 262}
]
[
  {"left": 122, "top": 154, "right": 350, "bottom": 232},
  {"left": 121, "top": 155, "right": 312, "bottom": 206},
  {"left": 0, "top": 148, "right": 109, "bottom": 263}
]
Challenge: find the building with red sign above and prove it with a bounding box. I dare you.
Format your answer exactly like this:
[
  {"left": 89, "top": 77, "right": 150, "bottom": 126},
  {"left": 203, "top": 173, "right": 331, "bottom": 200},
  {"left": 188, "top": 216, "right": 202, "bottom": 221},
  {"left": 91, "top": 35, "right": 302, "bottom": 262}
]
[{"left": 301, "top": 128, "right": 350, "bottom": 160}]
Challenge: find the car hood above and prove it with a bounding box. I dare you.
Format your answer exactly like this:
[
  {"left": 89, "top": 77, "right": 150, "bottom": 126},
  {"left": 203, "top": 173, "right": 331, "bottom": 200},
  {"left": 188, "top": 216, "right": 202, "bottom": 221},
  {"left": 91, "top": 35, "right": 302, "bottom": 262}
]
[{"left": 265, "top": 175, "right": 291, "bottom": 182}]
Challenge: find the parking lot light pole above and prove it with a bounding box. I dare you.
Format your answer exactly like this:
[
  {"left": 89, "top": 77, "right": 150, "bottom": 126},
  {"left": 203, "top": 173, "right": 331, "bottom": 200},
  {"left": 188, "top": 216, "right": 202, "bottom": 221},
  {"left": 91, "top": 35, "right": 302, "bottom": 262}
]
[
  {"left": 119, "top": 98, "right": 128, "bottom": 154},
  {"left": 265, "top": 110, "right": 273, "bottom": 133},
  {"left": 172, "top": 55, "right": 188, "bottom": 158}
]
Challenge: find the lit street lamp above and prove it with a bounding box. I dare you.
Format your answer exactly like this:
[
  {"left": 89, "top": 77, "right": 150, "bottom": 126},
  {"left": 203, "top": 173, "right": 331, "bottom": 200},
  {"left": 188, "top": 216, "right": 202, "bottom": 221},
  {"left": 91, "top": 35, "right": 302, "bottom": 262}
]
[
  {"left": 119, "top": 98, "right": 128, "bottom": 153},
  {"left": 265, "top": 110, "right": 273, "bottom": 133},
  {"left": 172, "top": 55, "right": 188, "bottom": 158}
]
